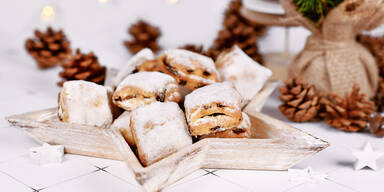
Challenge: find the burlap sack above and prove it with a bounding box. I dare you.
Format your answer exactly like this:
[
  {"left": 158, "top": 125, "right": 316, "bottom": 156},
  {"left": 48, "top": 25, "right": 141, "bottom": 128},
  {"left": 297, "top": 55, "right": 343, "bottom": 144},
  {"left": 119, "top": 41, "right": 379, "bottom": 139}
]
[{"left": 280, "top": 0, "right": 384, "bottom": 98}]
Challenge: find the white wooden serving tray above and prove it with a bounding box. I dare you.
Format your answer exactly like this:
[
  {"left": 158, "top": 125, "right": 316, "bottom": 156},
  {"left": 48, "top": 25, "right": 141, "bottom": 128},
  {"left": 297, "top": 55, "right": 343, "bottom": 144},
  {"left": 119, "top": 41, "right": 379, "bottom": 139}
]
[{"left": 5, "top": 82, "right": 328, "bottom": 192}]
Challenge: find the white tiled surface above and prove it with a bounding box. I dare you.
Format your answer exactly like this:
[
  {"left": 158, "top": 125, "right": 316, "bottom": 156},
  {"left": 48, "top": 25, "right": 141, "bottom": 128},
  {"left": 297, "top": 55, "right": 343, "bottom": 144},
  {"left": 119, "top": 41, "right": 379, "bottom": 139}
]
[{"left": 2, "top": 0, "right": 384, "bottom": 191}]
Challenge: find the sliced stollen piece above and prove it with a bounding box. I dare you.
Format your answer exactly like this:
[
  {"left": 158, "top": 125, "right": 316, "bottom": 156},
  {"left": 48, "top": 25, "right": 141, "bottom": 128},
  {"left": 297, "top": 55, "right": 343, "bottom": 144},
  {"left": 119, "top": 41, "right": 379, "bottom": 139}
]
[
  {"left": 58, "top": 80, "right": 113, "bottom": 128},
  {"left": 112, "top": 72, "right": 181, "bottom": 111},
  {"left": 158, "top": 49, "right": 220, "bottom": 90},
  {"left": 113, "top": 48, "right": 155, "bottom": 86},
  {"left": 110, "top": 111, "right": 135, "bottom": 146},
  {"left": 184, "top": 82, "right": 242, "bottom": 136},
  {"left": 131, "top": 102, "right": 192, "bottom": 166},
  {"left": 200, "top": 112, "right": 251, "bottom": 139},
  {"left": 216, "top": 45, "right": 272, "bottom": 106}
]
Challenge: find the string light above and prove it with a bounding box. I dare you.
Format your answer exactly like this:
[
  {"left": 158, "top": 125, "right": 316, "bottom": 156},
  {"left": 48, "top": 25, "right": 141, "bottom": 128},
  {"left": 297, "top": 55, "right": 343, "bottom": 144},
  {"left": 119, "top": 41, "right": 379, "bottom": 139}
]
[
  {"left": 98, "top": 0, "right": 110, "bottom": 4},
  {"left": 40, "top": 5, "right": 55, "bottom": 22},
  {"left": 166, "top": 0, "right": 179, "bottom": 5}
]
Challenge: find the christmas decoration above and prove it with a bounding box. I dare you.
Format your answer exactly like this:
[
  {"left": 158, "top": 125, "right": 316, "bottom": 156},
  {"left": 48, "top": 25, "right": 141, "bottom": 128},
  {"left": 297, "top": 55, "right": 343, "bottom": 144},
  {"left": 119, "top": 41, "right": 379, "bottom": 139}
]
[
  {"left": 29, "top": 143, "right": 64, "bottom": 165},
  {"left": 206, "top": 0, "right": 265, "bottom": 63},
  {"left": 124, "top": 20, "right": 161, "bottom": 54},
  {"left": 25, "top": 27, "right": 71, "bottom": 69},
  {"left": 368, "top": 114, "right": 384, "bottom": 137},
  {"left": 357, "top": 34, "right": 384, "bottom": 111},
  {"left": 58, "top": 49, "right": 106, "bottom": 86},
  {"left": 295, "top": 0, "right": 344, "bottom": 23},
  {"left": 320, "top": 85, "right": 375, "bottom": 132},
  {"left": 288, "top": 167, "right": 328, "bottom": 184},
  {"left": 352, "top": 142, "right": 383, "bottom": 171},
  {"left": 279, "top": 77, "right": 321, "bottom": 122},
  {"left": 241, "top": 0, "right": 384, "bottom": 98}
]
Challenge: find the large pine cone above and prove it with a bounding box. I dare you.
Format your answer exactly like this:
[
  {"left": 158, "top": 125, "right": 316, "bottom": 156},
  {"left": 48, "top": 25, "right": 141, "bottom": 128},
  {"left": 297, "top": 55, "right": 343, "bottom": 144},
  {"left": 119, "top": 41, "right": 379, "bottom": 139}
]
[
  {"left": 206, "top": 0, "right": 265, "bottom": 63},
  {"left": 279, "top": 77, "right": 321, "bottom": 122},
  {"left": 25, "top": 27, "right": 71, "bottom": 69},
  {"left": 124, "top": 20, "right": 161, "bottom": 54},
  {"left": 320, "top": 86, "right": 375, "bottom": 132},
  {"left": 58, "top": 49, "right": 106, "bottom": 86}
]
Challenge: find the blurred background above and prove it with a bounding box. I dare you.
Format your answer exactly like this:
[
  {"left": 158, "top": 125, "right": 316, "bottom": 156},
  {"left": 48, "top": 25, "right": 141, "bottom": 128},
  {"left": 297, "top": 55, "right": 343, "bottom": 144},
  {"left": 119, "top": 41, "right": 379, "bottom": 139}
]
[
  {"left": 0, "top": 0, "right": 383, "bottom": 116},
  {"left": 0, "top": 0, "right": 312, "bottom": 69}
]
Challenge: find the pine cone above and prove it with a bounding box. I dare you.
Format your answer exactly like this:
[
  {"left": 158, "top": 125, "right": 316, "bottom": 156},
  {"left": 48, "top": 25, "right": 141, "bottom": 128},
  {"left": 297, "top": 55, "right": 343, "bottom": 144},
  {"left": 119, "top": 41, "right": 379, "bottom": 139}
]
[
  {"left": 279, "top": 77, "right": 321, "bottom": 122},
  {"left": 25, "top": 27, "right": 71, "bottom": 69},
  {"left": 368, "top": 114, "right": 384, "bottom": 137},
  {"left": 207, "top": 0, "right": 265, "bottom": 63},
  {"left": 179, "top": 44, "right": 204, "bottom": 55},
  {"left": 58, "top": 49, "right": 106, "bottom": 86},
  {"left": 124, "top": 20, "right": 161, "bottom": 54},
  {"left": 357, "top": 34, "right": 384, "bottom": 111},
  {"left": 320, "top": 85, "right": 375, "bottom": 132}
]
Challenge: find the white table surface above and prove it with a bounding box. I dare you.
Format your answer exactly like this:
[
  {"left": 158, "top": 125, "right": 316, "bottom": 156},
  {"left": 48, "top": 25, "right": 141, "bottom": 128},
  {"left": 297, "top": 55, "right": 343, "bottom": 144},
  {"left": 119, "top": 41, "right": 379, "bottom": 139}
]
[{"left": 1, "top": 0, "right": 384, "bottom": 192}]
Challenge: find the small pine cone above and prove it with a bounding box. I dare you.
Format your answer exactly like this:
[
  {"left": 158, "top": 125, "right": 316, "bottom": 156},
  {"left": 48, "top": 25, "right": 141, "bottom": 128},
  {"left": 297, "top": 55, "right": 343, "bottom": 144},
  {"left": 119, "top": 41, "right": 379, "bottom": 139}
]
[
  {"left": 320, "top": 85, "right": 376, "bottom": 132},
  {"left": 279, "top": 77, "right": 321, "bottom": 122},
  {"left": 124, "top": 20, "right": 161, "bottom": 54},
  {"left": 58, "top": 49, "right": 106, "bottom": 86},
  {"left": 25, "top": 27, "right": 71, "bottom": 69},
  {"left": 179, "top": 44, "right": 205, "bottom": 55},
  {"left": 368, "top": 114, "right": 384, "bottom": 137},
  {"left": 207, "top": 0, "right": 265, "bottom": 63}
]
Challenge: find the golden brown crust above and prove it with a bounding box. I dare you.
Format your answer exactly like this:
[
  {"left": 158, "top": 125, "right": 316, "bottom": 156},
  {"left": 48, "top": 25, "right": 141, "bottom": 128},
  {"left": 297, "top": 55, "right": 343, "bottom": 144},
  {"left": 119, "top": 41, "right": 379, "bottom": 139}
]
[
  {"left": 158, "top": 53, "right": 219, "bottom": 89},
  {"left": 199, "top": 112, "right": 251, "bottom": 139},
  {"left": 113, "top": 85, "right": 180, "bottom": 111},
  {"left": 200, "top": 127, "right": 250, "bottom": 139},
  {"left": 187, "top": 102, "right": 242, "bottom": 136}
]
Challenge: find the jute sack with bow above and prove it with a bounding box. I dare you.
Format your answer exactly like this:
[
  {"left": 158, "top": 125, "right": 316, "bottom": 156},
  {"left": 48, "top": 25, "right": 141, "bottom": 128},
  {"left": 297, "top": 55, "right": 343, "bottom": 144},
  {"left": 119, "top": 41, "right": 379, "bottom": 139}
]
[{"left": 280, "top": 0, "right": 384, "bottom": 98}]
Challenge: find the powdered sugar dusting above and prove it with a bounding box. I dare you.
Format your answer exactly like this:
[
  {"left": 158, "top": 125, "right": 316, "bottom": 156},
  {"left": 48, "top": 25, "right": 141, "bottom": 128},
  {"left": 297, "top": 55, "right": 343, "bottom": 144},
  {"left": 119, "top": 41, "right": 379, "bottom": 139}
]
[
  {"left": 216, "top": 46, "right": 272, "bottom": 105},
  {"left": 114, "top": 48, "right": 155, "bottom": 86},
  {"left": 115, "top": 72, "right": 177, "bottom": 94},
  {"left": 184, "top": 82, "right": 242, "bottom": 113},
  {"left": 163, "top": 49, "right": 217, "bottom": 73},
  {"left": 59, "top": 80, "right": 112, "bottom": 128},
  {"left": 131, "top": 102, "right": 192, "bottom": 166},
  {"left": 238, "top": 112, "right": 251, "bottom": 129}
]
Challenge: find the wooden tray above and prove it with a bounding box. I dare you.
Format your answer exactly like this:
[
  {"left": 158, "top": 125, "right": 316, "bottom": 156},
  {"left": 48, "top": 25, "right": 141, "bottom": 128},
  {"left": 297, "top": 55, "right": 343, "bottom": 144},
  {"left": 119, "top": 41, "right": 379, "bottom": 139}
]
[{"left": 5, "top": 82, "right": 329, "bottom": 192}]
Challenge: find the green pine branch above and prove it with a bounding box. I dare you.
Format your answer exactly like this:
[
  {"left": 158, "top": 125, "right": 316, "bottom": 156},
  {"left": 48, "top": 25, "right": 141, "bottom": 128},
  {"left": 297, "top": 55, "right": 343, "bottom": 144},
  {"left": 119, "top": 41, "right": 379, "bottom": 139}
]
[{"left": 295, "top": 0, "right": 344, "bottom": 23}]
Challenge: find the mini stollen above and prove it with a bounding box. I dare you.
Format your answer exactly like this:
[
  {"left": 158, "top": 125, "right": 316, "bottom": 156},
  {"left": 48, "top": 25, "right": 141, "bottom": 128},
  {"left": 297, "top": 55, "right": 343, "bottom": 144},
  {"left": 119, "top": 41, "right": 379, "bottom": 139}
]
[
  {"left": 58, "top": 80, "right": 113, "bottom": 128},
  {"left": 184, "top": 82, "right": 242, "bottom": 136},
  {"left": 158, "top": 49, "right": 220, "bottom": 90},
  {"left": 216, "top": 45, "right": 271, "bottom": 106},
  {"left": 110, "top": 111, "right": 135, "bottom": 146},
  {"left": 113, "top": 48, "right": 156, "bottom": 87},
  {"left": 113, "top": 72, "right": 181, "bottom": 111},
  {"left": 130, "top": 102, "right": 192, "bottom": 166}
]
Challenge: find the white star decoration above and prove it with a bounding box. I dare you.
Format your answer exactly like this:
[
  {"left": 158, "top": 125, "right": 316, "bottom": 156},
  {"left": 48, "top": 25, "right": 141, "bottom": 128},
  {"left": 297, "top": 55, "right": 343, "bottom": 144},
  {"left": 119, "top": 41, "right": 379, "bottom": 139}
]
[
  {"left": 352, "top": 142, "right": 383, "bottom": 171},
  {"left": 288, "top": 167, "right": 328, "bottom": 184},
  {"left": 30, "top": 143, "right": 64, "bottom": 165}
]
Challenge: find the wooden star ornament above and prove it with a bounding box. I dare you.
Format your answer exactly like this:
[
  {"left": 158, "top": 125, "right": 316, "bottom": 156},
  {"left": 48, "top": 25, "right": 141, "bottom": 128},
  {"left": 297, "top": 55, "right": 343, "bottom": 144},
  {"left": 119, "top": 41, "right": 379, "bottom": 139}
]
[{"left": 353, "top": 142, "right": 383, "bottom": 171}]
